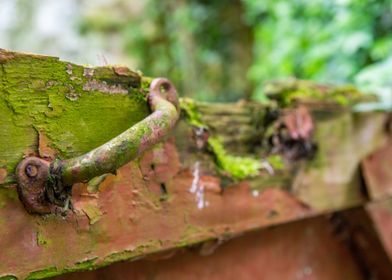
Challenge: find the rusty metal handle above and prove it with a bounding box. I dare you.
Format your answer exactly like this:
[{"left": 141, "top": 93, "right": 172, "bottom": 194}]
[{"left": 16, "top": 78, "right": 180, "bottom": 214}]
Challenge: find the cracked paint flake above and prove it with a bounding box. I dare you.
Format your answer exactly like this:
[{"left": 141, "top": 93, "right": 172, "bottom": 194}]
[
  {"left": 83, "top": 79, "right": 128, "bottom": 95},
  {"left": 190, "top": 161, "right": 209, "bottom": 209},
  {"left": 83, "top": 68, "right": 95, "bottom": 77},
  {"left": 81, "top": 203, "right": 102, "bottom": 225}
]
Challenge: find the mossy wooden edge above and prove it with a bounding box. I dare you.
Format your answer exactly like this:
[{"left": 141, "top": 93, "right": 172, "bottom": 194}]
[{"left": 0, "top": 49, "right": 151, "bottom": 185}]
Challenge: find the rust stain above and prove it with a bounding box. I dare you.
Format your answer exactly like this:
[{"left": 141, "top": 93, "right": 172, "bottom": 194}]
[
  {"left": 38, "top": 131, "right": 57, "bottom": 160},
  {"left": 0, "top": 168, "right": 7, "bottom": 184}
]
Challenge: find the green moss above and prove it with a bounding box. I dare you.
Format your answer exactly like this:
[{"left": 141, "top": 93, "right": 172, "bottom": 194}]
[
  {"left": 141, "top": 76, "right": 153, "bottom": 91},
  {"left": 64, "top": 258, "right": 98, "bottom": 273},
  {"left": 24, "top": 258, "right": 99, "bottom": 279},
  {"left": 102, "top": 250, "right": 134, "bottom": 264},
  {"left": 265, "top": 154, "right": 285, "bottom": 170},
  {"left": 207, "top": 137, "right": 261, "bottom": 180},
  {"left": 100, "top": 241, "right": 161, "bottom": 267},
  {"left": 0, "top": 276, "right": 17, "bottom": 280},
  {"left": 26, "top": 267, "right": 58, "bottom": 280},
  {"left": 176, "top": 224, "right": 208, "bottom": 247},
  {"left": 181, "top": 99, "right": 266, "bottom": 180},
  {"left": 180, "top": 98, "right": 207, "bottom": 128},
  {"left": 264, "top": 79, "right": 377, "bottom": 107},
  {"left": 36, "top": 230, "right": 52, "bottom": 247}
]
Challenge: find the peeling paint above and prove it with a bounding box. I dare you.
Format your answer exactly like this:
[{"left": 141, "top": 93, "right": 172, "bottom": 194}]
[
  {"left": 190, "top": 161, "right": 208, "bottom": 209},
  {"left": 81, "top": 203, "right": 102, "bottom": 225},
  {"left": 82, "top": 79, "right": 128, "bottom": 95},
  {"left": 65, "top": 87, "right": 80, "bottom": 101},
  {"left": 83, "top": 68, "right": 94, "bottom": 78},
  {"left": 66, "top": 64, "right": 73, "bottom": 75}
]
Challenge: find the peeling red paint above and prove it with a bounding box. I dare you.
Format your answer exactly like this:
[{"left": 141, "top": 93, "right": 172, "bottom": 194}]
[
  {"left": 0, "top": 140, "right": 315, "bottom": 278},
  {"left": 53, "top": 217, "right": 364, "bottom": 280},
  {"left": 139, "top": 140, "right": 180, "bottom": 184}
]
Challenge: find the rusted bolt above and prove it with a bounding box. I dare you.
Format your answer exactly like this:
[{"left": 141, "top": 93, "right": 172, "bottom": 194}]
[
  {"left": 16, "top": 157, "right": 53, "bottom": 214},
  {"left": 25, "top": 164, "right": 38, "bottom": 178}
]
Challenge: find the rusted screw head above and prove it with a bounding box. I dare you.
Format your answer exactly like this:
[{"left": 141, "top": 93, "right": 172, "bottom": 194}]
[
  {"left": 16, "top": 157, "right": 51, "bottom": 214},
  {"left": 25, "top": 164, "right": 38, "bottom": 178}
]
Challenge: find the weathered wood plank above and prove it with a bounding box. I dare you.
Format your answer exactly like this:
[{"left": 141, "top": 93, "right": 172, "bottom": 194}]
[
  {"left": 0, "top": 49, "right": 149, "bottom": 185},
  {"left": 0, "top": 49, "right": 390, "bottom": 279},
  {"left": 54, "top": 217, "right": 365, "bottom": 280}
]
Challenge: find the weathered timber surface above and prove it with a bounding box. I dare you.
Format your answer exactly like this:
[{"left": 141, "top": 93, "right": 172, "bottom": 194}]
[
  {"left": 54, "top": 216, "right": 365, "bottom": 280},
  {"left": 0, "top": 49, "right": 149, "bottom": 185},
  {"left": 0, "top": 49, "right": 391, "bottom": 279}
]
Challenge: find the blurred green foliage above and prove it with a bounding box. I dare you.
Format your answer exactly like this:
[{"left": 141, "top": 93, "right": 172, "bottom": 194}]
[
  {"left": 242, "top": 0, "right": 392, "bottom": 100},
  {"left": 81, "top": 0, "right": 253, "bottom": 102},
  {"left": 80, "top": 0, "right": 392, "bottom": 102}
]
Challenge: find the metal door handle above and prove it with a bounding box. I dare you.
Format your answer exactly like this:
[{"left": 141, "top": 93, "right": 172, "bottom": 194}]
[{"left": 16, "top": 78, "right": 180, "bottom": 214}]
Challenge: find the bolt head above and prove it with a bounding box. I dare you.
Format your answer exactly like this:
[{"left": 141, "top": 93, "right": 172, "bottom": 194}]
[{"left": 25, "top": 164, "right": 38, "bottom": 178}]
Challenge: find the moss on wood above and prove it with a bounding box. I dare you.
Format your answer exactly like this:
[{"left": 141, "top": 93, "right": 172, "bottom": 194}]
[
  {"left": 0, "top": 49, "right": 150, "bottom": 185},
  {"left": 264, "top": 78, "right": 377, "bottom": 107}
]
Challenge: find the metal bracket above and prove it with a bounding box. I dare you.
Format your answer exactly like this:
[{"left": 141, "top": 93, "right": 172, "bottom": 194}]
[{"left": 16, "top": 78, "right": 180, "bottom": 214}]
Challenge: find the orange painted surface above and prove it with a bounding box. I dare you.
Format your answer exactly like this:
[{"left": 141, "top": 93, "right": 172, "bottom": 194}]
[
  {"left": 0, "top": 140, "right": 312, "bottom": 279},
  {"left": 54, "top": 217, "right": 363, "bottom": 280}
]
